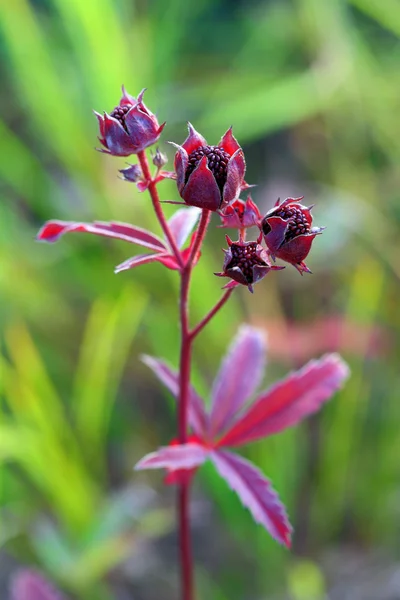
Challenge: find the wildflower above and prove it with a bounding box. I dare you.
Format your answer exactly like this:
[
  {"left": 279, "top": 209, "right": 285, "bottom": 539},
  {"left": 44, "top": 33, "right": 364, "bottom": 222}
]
[
  {"left": 94, "top": 87, "right": 165, "bottom": 156},
  {"left": 214, "top": 235, "right": 283, "bottom": 293},
  {"left": 173, "top": 124, "right": 246, "bottom": 211},
  {"left": 137, "top": 326, "right": 349, "bottom": 547},
  {"left": 218, "top": 196, "right": 261, "bottom": 229},
  {"left": 261, "top": 197, "right": 324, "bottom": 274}
]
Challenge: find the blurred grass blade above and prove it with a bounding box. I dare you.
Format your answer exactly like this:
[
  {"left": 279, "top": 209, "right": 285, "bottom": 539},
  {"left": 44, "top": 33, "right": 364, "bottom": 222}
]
[
  {"left": 349, "top": 0, "right": 400, "bottom": 37},
  {"left": 73, "top": 284, "right": 147, "bottom": 466},
  {"left": 0, "top": 0, "right": 90, "bottom": 172}
]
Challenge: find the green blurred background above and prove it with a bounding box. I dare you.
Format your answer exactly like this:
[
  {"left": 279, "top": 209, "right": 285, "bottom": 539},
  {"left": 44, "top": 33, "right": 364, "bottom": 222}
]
[{"left": 0, "top": 0, "right": 399, "bottom": 598}]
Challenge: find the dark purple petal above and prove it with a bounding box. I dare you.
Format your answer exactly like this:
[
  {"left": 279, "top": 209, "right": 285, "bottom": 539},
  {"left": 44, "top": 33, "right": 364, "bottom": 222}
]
[
  {"left": 210, "top": 450, "right": 292, "bottom": 547},
  {"left": 222, "top": 149, "right": 246, "bottom": 206},
  {"left": 37, "top": 221, "right": 167, "bottom": 252},
  {"left": 219, "top": 354, "right": 349, "bottom": 447},
  {"left": 114, "top": 253, "right": 161, "bottom": 273},
  {"left": 181, "top": 122, "right": 207, "bottom": 155},
  {"left": 167, "top": 207, "right": 201, "bottom": 249},
  {"left": 262, "top": 215, "right": 288, "bottom": 256},
  {"left": 223, "top": 266, "right": 249, "bottom": 287},
  {"left": 209, "top": 326, "right": 267, "bottom": 438},
  {"left": 124, "top": 108, "right": 165, "bottom": 152},
  {"left": 10, "top": 569, "right": 65, "bottom": 600},
  {"left": 101, "top": 113, "right": 134, "bottom": 156},
  {"left": 135, "top": 443, "right": 209, "bottom": 471},
  {"left": 141, "top": 355, "right": 208, "bottom": 436},
  {"left": 219, "top": 127, "right": 241, "bottom": 156},
  {"left": 276, "top": 231, "right": 323, "bottom": 265},
  {"left": 182, "top": 155, "right": 222, "bottom": 211}
]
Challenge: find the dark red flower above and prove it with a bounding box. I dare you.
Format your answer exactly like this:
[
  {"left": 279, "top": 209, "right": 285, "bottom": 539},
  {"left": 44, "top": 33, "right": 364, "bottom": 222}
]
[
  {"left": 215, "top": 235, "right": 284, "bottom": 293},
  {"left": 94, "top": 87, "right": 165, "bottom": 156},
  {"left": 261, "top": 197, "right": 324, "bottom": 274},
  {"left": 218, "top": 196, "right": 261, "bottom": 229},
  {"left": 137, "top": 326, "right": 350, "bottom": 547},
  {"left": 173, "top": 124, "right": 246, "bottom": 211}
]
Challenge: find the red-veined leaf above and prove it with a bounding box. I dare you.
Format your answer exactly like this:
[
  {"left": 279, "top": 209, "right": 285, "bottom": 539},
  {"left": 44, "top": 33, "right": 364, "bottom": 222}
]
[
  {"left": 10, "top": 570, "right": 65, "bottom": 600},
  {"left": 135, "top": 443, "right": 209, "bottom": 471},
  {"left": 141, "top": 355, "right": 208, "bottom": 436},
  {"left": 211, "top": 450, "right": 292, "bottom": 547},
  {"left": 37, "top": 220, "right": 167, "bottom": 252},
  {"left": 209, "top": 326, "right": 267, "bottom": 438},
  {"left": 167, "top": 207, "right": 201, "bottom": 249},
  {"left": 219, "top": 353, "right": 349, "bottom": 447}
]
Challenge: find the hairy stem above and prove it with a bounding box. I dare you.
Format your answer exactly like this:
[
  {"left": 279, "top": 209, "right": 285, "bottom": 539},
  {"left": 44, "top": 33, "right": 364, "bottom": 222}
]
[{"left": 137, "top": 150, "right": 183, "bottom": 267}]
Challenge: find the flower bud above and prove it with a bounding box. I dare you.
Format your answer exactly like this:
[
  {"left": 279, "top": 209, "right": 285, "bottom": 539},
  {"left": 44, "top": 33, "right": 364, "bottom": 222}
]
[
  {"left": 94, "top": 87, "right": 165, "bottom": 156},
  {"left": 152, "top": 148, "right": 168, "bottom": 169}
]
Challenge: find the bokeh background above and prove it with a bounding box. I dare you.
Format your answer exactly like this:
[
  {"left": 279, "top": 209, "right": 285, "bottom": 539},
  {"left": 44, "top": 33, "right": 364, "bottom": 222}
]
[{"left": 1, "top": 0, "right": 399, "bottom": 598}]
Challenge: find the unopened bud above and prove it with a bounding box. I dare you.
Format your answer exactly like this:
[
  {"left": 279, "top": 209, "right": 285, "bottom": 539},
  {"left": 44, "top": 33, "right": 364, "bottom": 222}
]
[{"left": 152, "top": 148, "right": 168, "bottom": 169}]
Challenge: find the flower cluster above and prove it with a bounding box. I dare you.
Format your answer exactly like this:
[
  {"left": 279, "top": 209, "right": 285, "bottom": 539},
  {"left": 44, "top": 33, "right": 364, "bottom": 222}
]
[{"left": 38, "top": 87, "right": 324, "bottom": 290}]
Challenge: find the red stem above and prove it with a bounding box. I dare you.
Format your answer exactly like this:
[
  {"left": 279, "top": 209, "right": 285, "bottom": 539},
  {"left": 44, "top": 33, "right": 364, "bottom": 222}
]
[
  {"left": 137, "top": 150, "right": 183, "bottom": 267},
  {"left": 188, "top": 209, "right": 211, "bottom": 265},
  {"left": 178, "top": 267, "right": 193, "bottom": 600},
  {"left": 176, "top": 210, "right": 210, "bottom": 600},
  {"left": 139, "top": 156, "right": 232, "bottom": 599},
  {"left": 190, "top": 288, "right": 234, "bottom": 340}
]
